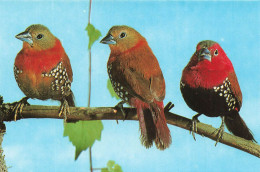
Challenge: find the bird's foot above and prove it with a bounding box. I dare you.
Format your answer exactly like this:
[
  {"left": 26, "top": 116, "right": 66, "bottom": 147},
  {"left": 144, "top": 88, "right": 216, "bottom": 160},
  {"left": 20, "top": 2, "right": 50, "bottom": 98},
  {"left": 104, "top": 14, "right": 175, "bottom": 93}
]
[
  {"left": 190, "top": 114, "right": 201, "bottom": 141},
  {"left": 212, "top": 116, "right": 225, "bottom": 146},
  {"left": 59, "top": 99, "right": 70, "bottom": 122},
  {"left": 164, "top": 102, "right": 174, "bottom": 112},
  {"left": 12, "top": 97, "right": 30, "bottom": 121},
  {"left": 114, "top": 101, "right": 127, "bottom": 121}
]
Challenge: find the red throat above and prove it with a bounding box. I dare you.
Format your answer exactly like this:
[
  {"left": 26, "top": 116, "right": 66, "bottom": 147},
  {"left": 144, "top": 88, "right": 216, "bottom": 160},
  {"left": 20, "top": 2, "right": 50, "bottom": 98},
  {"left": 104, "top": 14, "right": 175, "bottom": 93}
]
[
  {"left": 109, "top": 39, "right": 147, "bottom": 64},
  {"left": 15, "top": 39, "right": 65, "bottom": 74},
  {"left": 182, "top": 52, "right": 234, "bottom": 89},
  {"left": 122, "top": 39, "right": 146, "bottom": 55}
]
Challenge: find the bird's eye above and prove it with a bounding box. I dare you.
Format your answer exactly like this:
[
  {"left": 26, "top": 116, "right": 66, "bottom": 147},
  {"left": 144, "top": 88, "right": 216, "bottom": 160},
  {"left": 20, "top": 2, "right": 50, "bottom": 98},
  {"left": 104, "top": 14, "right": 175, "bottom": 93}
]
[
  {"left": 119, "top": 32, "right": 126, "bottom": 39},
  {"left": 37, "top": 34, "right": 44, "bottom": 40},
  {"left": 214, "top": 49, "right": 218, "bottom": 56}
]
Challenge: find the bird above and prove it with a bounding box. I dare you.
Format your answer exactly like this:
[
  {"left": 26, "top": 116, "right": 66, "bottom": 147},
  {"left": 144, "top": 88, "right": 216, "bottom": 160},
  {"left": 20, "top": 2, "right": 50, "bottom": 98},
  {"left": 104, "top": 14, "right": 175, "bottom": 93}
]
[
  {"left": 180, "top": 40, "right": 255, "bottom": 144},
  {"left": 100, "top": 25, "right": 171, "bottom": 150},
  {"left": 14, "top": 24, "right": 75, "bottom": 120}
]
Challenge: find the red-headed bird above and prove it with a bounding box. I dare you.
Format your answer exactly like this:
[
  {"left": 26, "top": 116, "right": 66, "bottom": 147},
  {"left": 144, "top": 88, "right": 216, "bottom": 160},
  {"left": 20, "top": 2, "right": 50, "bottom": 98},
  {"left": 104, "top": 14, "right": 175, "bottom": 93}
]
[
  {"left": 180, "top": 40, "right": 255, "bottom": 143},
  {"left": 14, "top": 24, "right": 75, "bottom": 120},
  {"left": 100, "top": 25, "right": 171, "bottom": 150}
]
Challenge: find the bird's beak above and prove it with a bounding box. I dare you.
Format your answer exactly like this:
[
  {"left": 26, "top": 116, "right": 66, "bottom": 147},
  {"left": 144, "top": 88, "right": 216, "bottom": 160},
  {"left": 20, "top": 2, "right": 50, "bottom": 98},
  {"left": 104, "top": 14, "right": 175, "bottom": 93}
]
[
  {"left": 100, "top": 34, "right": 116, "bottom": 45},
  {"left": 15, "top": 31, "right": 33, "bottom": 46},
  {"left": 199, "top": 48, "right": 211, "bottom": 62}
]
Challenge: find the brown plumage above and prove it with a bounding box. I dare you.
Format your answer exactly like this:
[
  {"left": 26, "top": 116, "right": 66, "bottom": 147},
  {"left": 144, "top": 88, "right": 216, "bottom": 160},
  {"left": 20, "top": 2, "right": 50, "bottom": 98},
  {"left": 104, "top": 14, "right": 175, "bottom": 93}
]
[
  {"left": 101, "top": 25, "right": 171, "bottom": 150},
  {"left": 14, "top": 24, "right": 75, "bottom": 120}
]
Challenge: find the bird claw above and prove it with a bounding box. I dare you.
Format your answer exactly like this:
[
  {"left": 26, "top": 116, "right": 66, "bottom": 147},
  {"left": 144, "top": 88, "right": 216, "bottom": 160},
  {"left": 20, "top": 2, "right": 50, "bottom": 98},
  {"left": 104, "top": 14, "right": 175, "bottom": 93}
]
[
  {"left": 191, "top": 119, "right": 197, "bottom": 141},
  {"left": 12, "top": 97, "right": 30, "bottom": 121},
  {"left": 212, "top": 116, "right": 225, "bottom": 146},
  {"left": 114, "top": 101, "right": 127, "bottom": 121},
  {"left": 190, "top": 114, "right": 201, "bottom": 141},
  {"left": 164, "top": 102, "right": 174, "bottom": 112},
  {"left": 59, "top": 99, "right": 70, "bottom": 122}
]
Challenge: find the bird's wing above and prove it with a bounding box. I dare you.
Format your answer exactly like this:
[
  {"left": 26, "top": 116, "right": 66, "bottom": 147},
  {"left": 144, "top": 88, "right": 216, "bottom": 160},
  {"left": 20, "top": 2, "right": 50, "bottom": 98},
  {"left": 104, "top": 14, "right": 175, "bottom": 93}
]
[
  {"left": 61, "top": 53, "right": 73, "bottom": 82},
  {"left": 228, "top": 72, "right": 242, "bottom": 108},
  {"left": 149, "top": 72, "right": 165, "bottom": 101},
  {"left": 110, "top": 60, "right": 165, "bottom": 103}
]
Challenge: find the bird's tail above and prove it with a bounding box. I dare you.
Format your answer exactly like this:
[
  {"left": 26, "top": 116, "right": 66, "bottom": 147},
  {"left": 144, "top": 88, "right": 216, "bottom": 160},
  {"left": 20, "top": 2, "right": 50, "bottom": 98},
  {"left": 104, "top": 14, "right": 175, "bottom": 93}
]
[
  {"left": 65, "top": 91, "right": 75, "bottom": 107},
  {"left": 150, "top": 100, "right": 172, "bottom": 150},
  {"left": 137, "top": 105, "right": 156, "bottom": 149},
  {"left": 224, "top": 111, "right": 256, "bottom": 142},
  {"left": 135, "top": 99, "right": 171, "bottom": 150}
]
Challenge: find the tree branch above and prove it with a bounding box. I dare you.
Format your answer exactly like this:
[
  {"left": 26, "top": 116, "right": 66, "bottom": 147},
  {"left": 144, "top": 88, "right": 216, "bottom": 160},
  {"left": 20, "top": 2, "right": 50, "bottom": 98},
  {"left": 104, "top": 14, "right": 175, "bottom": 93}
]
[
  {"left": 1, "top": 104, "right": 259, "bottom": 158},
  {"left": 0, "top": 120, "right": 7, "bottom": 171},
  {"left": 0, "top": 96, "right": 8, "bottom": 171}
]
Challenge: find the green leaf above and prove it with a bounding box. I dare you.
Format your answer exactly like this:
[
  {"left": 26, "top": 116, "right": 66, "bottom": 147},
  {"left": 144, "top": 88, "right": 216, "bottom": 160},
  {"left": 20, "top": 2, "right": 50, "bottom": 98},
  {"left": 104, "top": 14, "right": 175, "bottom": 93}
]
[
  {"left": 101, "top": 160, "right": 123, "bottom": 172},
  {"left": 107, "top": 160, "right": 115, "bottom": 171},
  {"left": 86, "top": 23, "right": 102, "bottom": 50},
  {"left": 114, "top": 164, "right": 123, "bottom": 172},
  {"left": 107, "top": 79, "right": 120, "bottom": 100},
  {"left": 63, "top": 120, "right": 103, "bottom": 160},
  {"left": 101, "top": 168, "right": 109, "bottom": 172}
]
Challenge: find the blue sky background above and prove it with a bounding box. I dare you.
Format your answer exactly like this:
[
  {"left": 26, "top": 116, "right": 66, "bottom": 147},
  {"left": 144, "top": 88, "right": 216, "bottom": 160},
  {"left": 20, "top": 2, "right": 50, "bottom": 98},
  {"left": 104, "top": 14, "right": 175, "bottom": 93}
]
[{"left": 0, "top": 0, "right": 259, "bottom": 171}]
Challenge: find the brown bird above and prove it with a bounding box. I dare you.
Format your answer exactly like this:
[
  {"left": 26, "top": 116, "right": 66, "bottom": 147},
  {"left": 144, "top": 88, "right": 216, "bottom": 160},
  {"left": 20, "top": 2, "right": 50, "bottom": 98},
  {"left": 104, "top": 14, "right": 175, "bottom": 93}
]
[
  {"left": 101, "top": 25, "right": 171, "bottom": 150},
  {"left": 14, "top": 24, "right": 75, "bottom": 120}
]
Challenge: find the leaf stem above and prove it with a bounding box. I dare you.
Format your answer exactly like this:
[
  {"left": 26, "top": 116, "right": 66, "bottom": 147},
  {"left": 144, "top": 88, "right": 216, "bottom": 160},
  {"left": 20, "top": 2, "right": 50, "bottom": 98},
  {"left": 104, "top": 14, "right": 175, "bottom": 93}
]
[
  {"left": 88, "top": 50, "right": 91, "bottom": 108},
  {"left": 88, "top": 0, "right": 93, "bottom": 172},
  {"left": 89, "top": 144, "right": 93, "bottom": 172},
  {"left": 88, "top": 0, "right": 92, "bottom": 24}
]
